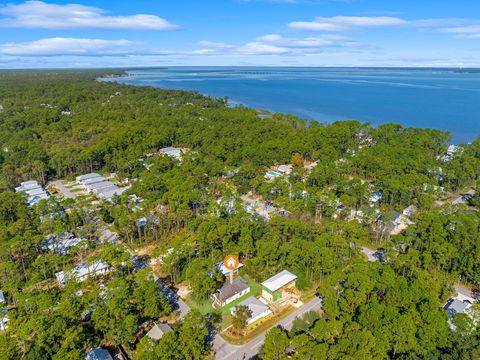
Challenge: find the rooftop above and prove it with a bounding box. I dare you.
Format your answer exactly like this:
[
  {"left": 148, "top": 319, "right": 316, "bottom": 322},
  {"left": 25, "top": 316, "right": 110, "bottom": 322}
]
[
  {"left": 217, "top": 261, "right": 244, "bottom": 276},
  {"left": 42, "top": 232, "right": 85, "bottom": 255},
  {"left": 86, "top": 348, "right": 113, "bottom": 360},
  {"left": 146, "top": 323, "right": 173, "bottom": 340},
  {"left": 214, "top": 276, "right": 250, "bottom": 303},
  {"left": 445, "top": 298, "right": 472, "bottom": 316},
  {"left": 159, "top": 147, "right": 182, "bottom": 158},
  {"left": 76, "top": 173, "right": 101, "bottom": 183},
  {"left": 56, "top": 259, "right": 110, "bottom": 284},
  {"left": 235, "top": 296, "right": 270, "bottom": 320},
  {"left": 261, "top": 270, "right": 297, "bottom": 292}
]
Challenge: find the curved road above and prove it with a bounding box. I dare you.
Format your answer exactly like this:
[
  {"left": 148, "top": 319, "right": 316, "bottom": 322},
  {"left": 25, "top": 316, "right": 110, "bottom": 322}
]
[{"left": 214, "top": 296, "right": 322, "bottom": 360}]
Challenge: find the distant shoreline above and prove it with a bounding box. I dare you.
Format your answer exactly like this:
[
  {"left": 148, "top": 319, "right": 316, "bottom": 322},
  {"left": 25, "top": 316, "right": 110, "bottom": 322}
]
[{"left": 99, "top": 67, "right": 480, "bottom": 144}]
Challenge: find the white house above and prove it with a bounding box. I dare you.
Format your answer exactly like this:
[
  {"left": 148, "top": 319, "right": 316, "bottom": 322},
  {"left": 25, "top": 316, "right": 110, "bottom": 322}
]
[
  {"left": 216, "top": 261, "right": 244, "bottom": 277},
  {"left": 76, "top": 173, "right": 128, "bottom": 201},
  {"left": 231, "top": 296, "right": 272, "bottom": 325},
  {"left": 41, "top": 232, "right": 86, "bottom": 255},
  {"left": 212, "top": 276, "right": 250, "bottom": 308},
  {"left": 76, "top": 173, "right": 102, "bottom": 184},
  {"left": 55, "top": 259, "right": 111, "bottom": 285},
  {"left": 15, "top": 180, "right": 49, "bottom": 206},
  {"left": 276, "top": 164, "right": 293, "bottom": 175},
  {"left": 159, "top": 147, "right": 182, "bottom": 159},
  {"left": 0, "top": 311, "right": 8, "bottom": 331}
]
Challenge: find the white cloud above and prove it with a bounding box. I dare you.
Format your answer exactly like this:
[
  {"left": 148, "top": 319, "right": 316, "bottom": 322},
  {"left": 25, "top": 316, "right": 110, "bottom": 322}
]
[
  {"left": 197, "top": 41, "right": 234, "bottom": 49},
  {"left": 0, "top": 38, "right": 134, "bottom": 56},
  {"left": 237, "top": 42, "right": 289, "bottom": 55},
  {"left": 438, "top": 24, "right": 480, "bottom": 39},
  {"left": 289, "top": 16, "right": 408, "bottom": 31},
  {"left": 0, "top": 1, "right": 178, "bottom": 30},
  {"left": 440, "top": 25, "right": 480, "bottom": 34},
  {"left": 254, "top": 33, "right": 358, "bottom": 50}
]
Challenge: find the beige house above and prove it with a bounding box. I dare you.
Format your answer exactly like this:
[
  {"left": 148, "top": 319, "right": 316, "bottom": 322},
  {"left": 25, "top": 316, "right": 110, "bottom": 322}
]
[{"left": 261, "top": 270, "right": 297, "bottom": 303}]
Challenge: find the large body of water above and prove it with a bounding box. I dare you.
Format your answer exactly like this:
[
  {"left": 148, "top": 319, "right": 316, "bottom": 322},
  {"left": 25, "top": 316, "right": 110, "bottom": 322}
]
[{"left": 102, "top": 67, "right": 480, "bottom": 144}]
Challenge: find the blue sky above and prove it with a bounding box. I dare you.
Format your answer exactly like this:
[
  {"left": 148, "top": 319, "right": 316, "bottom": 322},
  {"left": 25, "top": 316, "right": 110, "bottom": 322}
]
[{"left": 0, "top": 0, "right": 479, "bottom": 68}]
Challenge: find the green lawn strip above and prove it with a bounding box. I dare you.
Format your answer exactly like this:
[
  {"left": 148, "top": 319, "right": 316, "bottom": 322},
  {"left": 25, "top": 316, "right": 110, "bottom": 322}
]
[
  {"left": 220, "top": 274, "right": 262, "bottom": 316},
  {"left": 220, "top": 305, "right": 297, "bottom": 345}
]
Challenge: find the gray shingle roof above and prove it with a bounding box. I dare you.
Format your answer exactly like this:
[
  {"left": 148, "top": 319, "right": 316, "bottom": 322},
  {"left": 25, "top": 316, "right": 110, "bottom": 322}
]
[
  {"left": 235, "top": 296, "right": 270, "bottom": 320},
  {"left": 146, "top": 323, "right": 173, "bottom": 340},
  {"left": 214, "top": 277, "right": 250, "bottom": 303}
]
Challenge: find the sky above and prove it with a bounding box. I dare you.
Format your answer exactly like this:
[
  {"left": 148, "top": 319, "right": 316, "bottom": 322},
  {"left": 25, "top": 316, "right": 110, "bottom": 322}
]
[{"left": 0, "top": 0, "right": 480, "bottom": 68}]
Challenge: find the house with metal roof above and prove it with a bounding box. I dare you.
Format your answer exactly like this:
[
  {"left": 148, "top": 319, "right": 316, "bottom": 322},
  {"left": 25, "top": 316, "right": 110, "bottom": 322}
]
[
  {"left": 445, "top": 299, "right": 471, "bottom": 316},
  {"left": 145, "top": 323, "right": 173, "bottom": 341},
  {"left": 86, "top": 181, "right": 114, "bottom": 192},
  {"left": 76, "top": 173, "right": 101, "bottom": 183},
  {"left": 159, "top": 147, "right": 182, "bottom": 159},
  {"left": 216, "top": 261, "right": 244, "bottom": 277},
  {"left": 15, "top": 180, "right": 50, "bottom": 206},
  {"left": 230, "top": 296, "right": 272, "bottom": 325},
  {"left": 41, "top": 232, "right": 86, "bottom": 255},
  {"left": 55, "top": 259, "right": 111, "bottom": 285},
  {"left": 85, "top": 348, "right": 113, "bottom": 360},
  {"left": 212, "top": 276, "right": 250, "bottom": 308},
  {"left": 261, "top": 270, "right": 297, "bottom": 303},
  {"left": 82, "top": 176, "right": 107, "bottom": 187}
]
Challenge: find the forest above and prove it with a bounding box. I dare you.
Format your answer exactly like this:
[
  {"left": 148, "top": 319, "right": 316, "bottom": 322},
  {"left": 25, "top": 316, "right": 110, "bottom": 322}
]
[{"left": 0, "top": 70, "right": 479, "bottom": 359}]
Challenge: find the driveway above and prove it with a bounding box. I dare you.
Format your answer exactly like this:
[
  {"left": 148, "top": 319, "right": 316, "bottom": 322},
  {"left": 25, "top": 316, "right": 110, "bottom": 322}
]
[
  {"left": 214, "top": 296, "right": 322, "bottom": 360},
  {"left": 50, "top": 180, "right": 77, "bottom": 199},
  {"left": 177, "top": 298, "right": 190, "bottom": 321}
]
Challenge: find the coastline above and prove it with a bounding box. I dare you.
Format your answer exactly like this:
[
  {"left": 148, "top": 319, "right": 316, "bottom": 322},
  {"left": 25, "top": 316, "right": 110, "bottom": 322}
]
[{"left": 98, "top": 68, "right": 479, "bottom": 144}]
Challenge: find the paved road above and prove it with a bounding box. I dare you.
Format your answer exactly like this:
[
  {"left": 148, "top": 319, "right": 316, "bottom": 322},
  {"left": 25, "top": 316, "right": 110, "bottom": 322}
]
[
  {"left": 214, "top": 296, "right": 322, "bottom": 360},
  {"left": 50, "top": 180, "right": 77, "bottom": 199}
]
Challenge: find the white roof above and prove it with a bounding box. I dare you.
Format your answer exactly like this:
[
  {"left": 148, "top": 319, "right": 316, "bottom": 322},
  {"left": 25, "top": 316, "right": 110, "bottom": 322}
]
[
  {"left": 25, "top": 187, "right": 47, "bottom": 196},
  {"left": 93, "top": 185, "right": 118, "bottom": 195},
  {"left": 27, "top": 193, "right": 49, "bottom": 206},
  {"left": 76, "top": 173, "right": 101, "bottom": 183},
  {"left": 21, "top": 180, "right": 39, "bottom": 186},
  {"left": 56, "top": 259, "right": 110, "bottom": 284},
  {"left": 97, "top": 187, "right": 127, "bottom": 200},
  {"left": 82, "top": 176, "right": 106, "bottom": 185},
  {"left": 0, "top": 290, "right": 5, "bottom": 303},
  {"left": 160, "top": 147, "right": 182, "bottom": 158},
  {"left": 44, "top": 236, "right": 85, "bottom": 255},
  {"left": 15, "top": 181, "right": 42, "bottom": 192},
  {"left": 235, "top": 296, "right": 270, "bottom": 320},
  {"left": 86, "top": 181, "right": 114, "bottom": 191},
  {"left": 217, "top": 261, "right": 244, "bottom": 276},
  {"left": 261, "top": 270, "right": 297, "bottom": 292}
]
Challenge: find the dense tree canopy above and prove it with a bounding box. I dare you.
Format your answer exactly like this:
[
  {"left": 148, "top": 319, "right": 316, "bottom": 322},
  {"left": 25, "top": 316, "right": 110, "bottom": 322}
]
[{"left": 0, "top": 70, "right": 479, "bottom": 359}]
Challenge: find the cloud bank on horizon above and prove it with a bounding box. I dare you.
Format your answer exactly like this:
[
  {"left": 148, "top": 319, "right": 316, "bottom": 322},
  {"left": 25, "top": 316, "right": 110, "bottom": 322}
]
[{"left": 0, "top": 0, "right": 479, "bottom": 68}]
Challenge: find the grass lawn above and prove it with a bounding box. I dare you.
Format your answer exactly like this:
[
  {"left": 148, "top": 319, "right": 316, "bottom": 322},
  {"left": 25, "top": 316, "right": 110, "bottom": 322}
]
[
  {"left": 221, "top": 305, "right": 296, "bottom": 345},
  {"left": 184, "top": 295, "right": 213, "bottom": 315},
  {"left": 217, "top": 274, "right": 262, "bottom": 329},
  {"left": 220, "top": 274, "right": 261, "bottom": 315}
]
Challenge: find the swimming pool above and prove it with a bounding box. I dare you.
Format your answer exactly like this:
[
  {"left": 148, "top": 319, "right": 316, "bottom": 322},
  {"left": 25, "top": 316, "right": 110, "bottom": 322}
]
[{"left": 266, "top": 171, "right": 281, "bottom": 177}]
